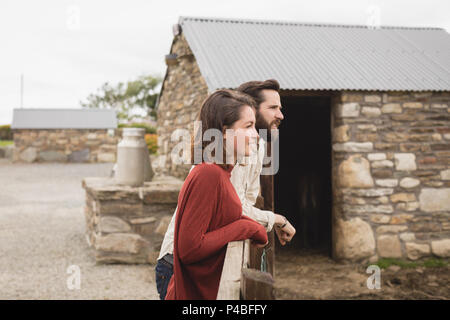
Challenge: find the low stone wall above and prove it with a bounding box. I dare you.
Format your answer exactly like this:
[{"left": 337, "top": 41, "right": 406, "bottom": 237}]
[
  {"left": 331, "top": 91, "right": 450, "bottom": 263},
  {"left": 13, "top": 129, "right": 119, "bottom": 163},
  {"left": 0, "top": 145, "right": 13, "bottom": 159},
  {"left": 81, "top": 175, "right": 183, "bottom": 264}
]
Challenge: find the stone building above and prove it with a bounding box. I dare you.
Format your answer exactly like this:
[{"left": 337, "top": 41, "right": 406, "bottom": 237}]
[
  {"left": 11, "top": 108, "right": 119, "bottom": 163},
  {"left": 156, "top": 17, "right": 450, "bottom": 263}
]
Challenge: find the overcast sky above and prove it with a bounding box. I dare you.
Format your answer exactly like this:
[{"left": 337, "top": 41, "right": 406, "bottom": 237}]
[{"left": 0, "top": 0, "right": 449, "bottom": 125}]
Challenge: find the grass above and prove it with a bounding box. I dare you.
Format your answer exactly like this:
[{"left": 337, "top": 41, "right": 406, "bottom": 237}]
[
  {"left": 423, "top": 258, "right": 449, "bottom": 268},
  {"left": 0, "top": 140, "right": 13, "bottom": 147},
  {"left": 371, "top": 257, "right": 449, "bottom": 270}
]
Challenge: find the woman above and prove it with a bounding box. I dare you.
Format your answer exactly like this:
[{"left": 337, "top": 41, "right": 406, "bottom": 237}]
[{"left": 164, "top": 90, "right": 268, "bottom": 300}]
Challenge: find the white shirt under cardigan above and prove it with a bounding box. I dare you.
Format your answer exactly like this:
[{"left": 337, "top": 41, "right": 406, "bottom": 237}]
[{"left": 157, "top": 138, "right": 275, "bottom": 262}]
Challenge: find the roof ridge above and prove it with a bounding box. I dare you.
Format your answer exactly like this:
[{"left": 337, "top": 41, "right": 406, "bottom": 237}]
[{"left": 179, "top": 16, "right": 445, "bottom": 31}]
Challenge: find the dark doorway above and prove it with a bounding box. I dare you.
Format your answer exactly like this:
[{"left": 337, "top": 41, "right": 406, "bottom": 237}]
[{"left": 274, "top": 95, "right": 332, "bottom": 256}]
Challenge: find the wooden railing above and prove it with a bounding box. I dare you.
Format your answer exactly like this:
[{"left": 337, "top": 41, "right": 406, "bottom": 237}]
[
  {"left": 216, "top": 240, "right": 246, "bottom": 300},
  {"left": 217, "top": 182, "right": 275, "bottom": 300}
]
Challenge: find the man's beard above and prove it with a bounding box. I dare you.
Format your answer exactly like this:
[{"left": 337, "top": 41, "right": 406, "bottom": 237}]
[{"left": 255, "top": 112, "right": 281, "bottom": 142}]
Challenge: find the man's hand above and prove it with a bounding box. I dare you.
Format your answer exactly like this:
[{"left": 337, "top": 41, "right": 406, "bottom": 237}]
[{"left": 274, "top": 214, "right": 296, "bottom": 246}]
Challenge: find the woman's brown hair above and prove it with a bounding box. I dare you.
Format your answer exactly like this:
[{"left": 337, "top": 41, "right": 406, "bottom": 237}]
[{"left": 191, "top": 89, "right": 256, "bottom": 168}]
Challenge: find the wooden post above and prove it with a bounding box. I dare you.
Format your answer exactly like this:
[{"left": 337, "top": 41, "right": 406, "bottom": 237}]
[
  {"left": 242, "top": 140, "right": 276, "bottom": 300},
  {"left": 217, "top": 241, "right": 244, "bottom": 300},
  {"left": 249, "top": 174, "right": 275, "bottom": 276},
  {"left": 240, "top": 268, "right": 274, "bottom": 300}
]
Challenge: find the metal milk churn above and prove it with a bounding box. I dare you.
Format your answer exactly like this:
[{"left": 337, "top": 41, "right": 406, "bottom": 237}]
[{"left": 115, "top": 127, "right": 154, "bottom": 186}]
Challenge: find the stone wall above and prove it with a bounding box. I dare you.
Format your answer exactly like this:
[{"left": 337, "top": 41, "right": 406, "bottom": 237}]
[
  {"left": 13, "top": 129, "right": 119, "bottom": 163},
  {"left": 155, "top": 34, "right": 209, "bottom": 179},
  {"left": 0, "top": 145, "right": 13, "bottom": 159},
  {"left": 82, "top": 176, "right": 183, "bottom": 264},
  {"left": 331, "top": 91, "right": 450, "bottom": 263}
]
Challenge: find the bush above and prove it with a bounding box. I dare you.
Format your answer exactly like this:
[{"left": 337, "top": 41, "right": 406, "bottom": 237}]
[
  {"left": 118, "top": 122, "right": 156, "bottom": 134},
  {"left": 145, "top": 134, "right": 158, "bottom": 154},
  {"left": 0, "top": 124, "right": 12, "bottom": 140},
  {"left": 0, "top": 140, "right": 13, "bottom": 147}
]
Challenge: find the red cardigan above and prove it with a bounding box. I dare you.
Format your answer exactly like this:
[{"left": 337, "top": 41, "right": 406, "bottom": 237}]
[{"left": 165, "top": 162, "right": 268, "bottom": 300}]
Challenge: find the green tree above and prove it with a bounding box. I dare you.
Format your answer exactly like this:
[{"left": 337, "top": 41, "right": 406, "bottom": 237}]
[{"left": 80, "top": 75, "right": 161, "bottom": 122}]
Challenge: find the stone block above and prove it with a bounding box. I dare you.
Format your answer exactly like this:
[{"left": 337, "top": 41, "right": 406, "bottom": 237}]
[
  {"left": 440, "top": 169, "right": 450, "bottom": 180},
  {"left": 377, "top": 235, "right": 402, "bottom": 258},
  {"left": 68, "top": 148, "right": 90, "bottom": 162},
  {"left": 342, "top": 188, "right": 394, "bottom": 197},
  {"left": 371, "top": 160, "right": 394, "bottom": 169},
  {"left": 95, "top": 233, "right": 149, "bottom": 254},
  {"left": 361, "top": 106, "right": 381, "bottom": 117},
  {"left": 390, "top": 193, "right": 416, "bottom": 203},
  {"left": 431, "top": 239, "right": 450, "bottom": 257},
  {"left": 335, "top": 103, "right": 360, "bottom": 118},
  {"left": 405, "top": 242, "right": 430, "bottom": 260},
  {"left": 38, "top": 150, "right": 67, "bottom": 162},
  {"left": 364, "top": 95, "right": 381, "bottom": 103},
  {"left": 333, "top": 142, "right": 373, "bottom": 152},
  {"left": 370, "top": 214, "right": 391, "bottom": 224},
  {"left": 333, "top": 125, "right": 350, "bottom": 142},
  {"left": 335, "top": 217, "right": 375, "bottom": 261},
  {"left": 394, "top": 153, "right": 417, "bottom": 171},
  {"left": 99, "top": 216, "right": 132, "bottom": 233},
  {"left": 390, "top": 214, "right": 414, "bottom": 224},
  {"left": 376, "top": 225, "right": 408, "bottom": 234},
  {"left": 129, "top": 217, "right": 157, "bottom": 224},
  {"left": 419, "top": 188, "right": 450, "bottom": 212},
  {"left": 399, "top": 232, "right": 416, "bottom": 242},
  {"left": 357, "top": 124, "right": 377, "bottom": 132},
  {"left": 403, "top": 102, "right": 423, "bottom": 109},
  {"left": 375, "top": 179, "right": 398, "bottom": 187},
  {"left": 381, "top": 103, "right": 402, "bottom": 113},
  {"left": 338, "top": 155, "right": 374, "bottom": 188},
  {"left": 20, "top": 147, "right": 37, "bottom": 162},
  {"left": 399, "top": 177, "right": 420, "bottom": 189},
  {"left": 368, "top": 153, "right": 386, "bottom": 161}
]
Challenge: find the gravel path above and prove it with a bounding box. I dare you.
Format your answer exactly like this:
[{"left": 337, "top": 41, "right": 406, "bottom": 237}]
[{"left": 0, "top": 160, "right": 159, "bottom": 300}]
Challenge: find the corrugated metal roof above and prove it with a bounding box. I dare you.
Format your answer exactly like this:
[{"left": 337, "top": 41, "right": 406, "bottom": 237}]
[
  {"left": 179, "top": 16, "right": 450, "bottom": 91},
  {"left": 11, "top": 108, "right": 117, "bottom": 129}
]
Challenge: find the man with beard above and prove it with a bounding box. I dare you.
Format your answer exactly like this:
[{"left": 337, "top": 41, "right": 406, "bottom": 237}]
[{"left": 155, "top": 79, "right": 296, "bottom": 300}]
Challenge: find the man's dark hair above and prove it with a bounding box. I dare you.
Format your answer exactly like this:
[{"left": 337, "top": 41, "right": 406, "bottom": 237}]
[{"left": 237, "top": 79, "right": 280, "bottom": 108}]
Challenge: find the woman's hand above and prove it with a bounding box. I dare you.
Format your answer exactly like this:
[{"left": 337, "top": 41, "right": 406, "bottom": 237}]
[
  {"left": 251, "top": 238, "right": 269, "bottom": 248},
  {"left": 240, "top": 215, "right": 268, "bottom": 246}
]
